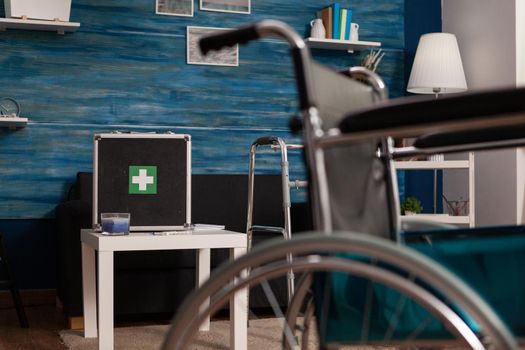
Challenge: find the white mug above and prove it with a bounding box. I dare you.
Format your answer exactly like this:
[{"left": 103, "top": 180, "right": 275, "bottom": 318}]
[
  {"left": 310, "top": 18, "right": 326, "bottom": 39},
  {"left": 350, "top": 23, "right": 359, "bottom": 41}
]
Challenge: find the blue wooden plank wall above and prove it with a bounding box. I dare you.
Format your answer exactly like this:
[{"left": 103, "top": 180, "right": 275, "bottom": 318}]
[{"left": 0, "top": 0, "right": 404, "bottom": 219}]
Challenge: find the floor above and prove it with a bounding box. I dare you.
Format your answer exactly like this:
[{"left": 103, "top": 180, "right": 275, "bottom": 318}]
[
  {"left": 0, "top": 305, "right": 67, "bottom": 350},
  {"left": 0, "top": 304, "right": 175, "bottom": 350}
]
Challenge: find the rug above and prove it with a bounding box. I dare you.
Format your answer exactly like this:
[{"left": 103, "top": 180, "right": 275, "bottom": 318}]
[
  {"left": 60, "top": 319, "right": 464, "bottom": 349},
  {"left": 59, "top": 318, "right": 317, "bottom": 349}
]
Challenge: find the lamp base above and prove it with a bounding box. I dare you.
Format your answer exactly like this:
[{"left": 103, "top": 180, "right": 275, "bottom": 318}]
[{"left": 427, "top": 153, "right": 444, "bottom": 214}]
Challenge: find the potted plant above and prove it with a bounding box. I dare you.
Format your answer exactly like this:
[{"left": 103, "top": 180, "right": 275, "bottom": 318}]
[{"left": 401, "top": 196, "right": 423, "bottom": 215}]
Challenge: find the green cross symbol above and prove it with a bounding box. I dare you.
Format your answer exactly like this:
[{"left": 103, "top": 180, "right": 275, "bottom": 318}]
[{"left": 129, "top": 166, "right": 157, "bottom": 194}]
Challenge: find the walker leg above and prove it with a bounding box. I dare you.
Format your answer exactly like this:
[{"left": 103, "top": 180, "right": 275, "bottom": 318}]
[{"left": 246, "top": 137, "right": 302, "bottom": 307}]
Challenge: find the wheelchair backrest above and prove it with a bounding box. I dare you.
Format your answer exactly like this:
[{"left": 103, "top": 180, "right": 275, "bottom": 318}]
[
  {"left": 304, "top": 61, "right": 399, "bottom": 240},
  {"left": 309, "top": 62, "right": 376, "bottom": 131}
]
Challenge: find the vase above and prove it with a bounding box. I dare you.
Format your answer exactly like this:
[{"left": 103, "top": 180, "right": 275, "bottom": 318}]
[{"left": 310, "top": 19, "right": 326, "bottom": 39}]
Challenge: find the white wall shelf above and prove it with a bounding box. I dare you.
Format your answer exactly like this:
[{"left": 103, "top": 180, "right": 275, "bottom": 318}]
[
  {"left": 395, "top": 160, "right": 469, "bottom": 170},
  {"left": 305, "top": 37, "right": 381, "bottom": 52},
  {"left": 0, "top": 117, "right": 28, "bottom": 128},
  {"left": 0, "top": 18, "right": 79, "bottom": 34},
  {"left": 395, "top": 153, "right": 475, "bottom": 227}
]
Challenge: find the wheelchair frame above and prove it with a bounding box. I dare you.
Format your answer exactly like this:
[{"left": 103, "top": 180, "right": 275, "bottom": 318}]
[{"left": 162, "top": 20, "right": 525, "bottom": 350}]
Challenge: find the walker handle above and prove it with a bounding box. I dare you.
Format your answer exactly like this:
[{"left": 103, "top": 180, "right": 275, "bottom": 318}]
[
  {"left": 199, "top": 25, "right": 259, "bottom": 55},
  {"left": 254, "top": 136, "right": 279, "bottom": 146}
]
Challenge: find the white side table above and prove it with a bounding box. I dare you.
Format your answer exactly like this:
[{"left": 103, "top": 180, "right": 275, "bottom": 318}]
[{"left": 81, "top": 229, "right": 248, "bottom": 350}]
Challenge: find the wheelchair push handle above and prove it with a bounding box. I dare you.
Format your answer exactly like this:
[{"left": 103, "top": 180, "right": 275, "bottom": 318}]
[
  {"left": 199, "top": 25, "right": 259, "bottom": 55},
  {"left": 199, "top": 20, "right": 307, "bottom": 56}
]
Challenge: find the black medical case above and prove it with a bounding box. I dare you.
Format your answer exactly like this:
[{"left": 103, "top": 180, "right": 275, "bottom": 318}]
[{"left": 92, "top": 132, "right": 191, "bottom": 231}]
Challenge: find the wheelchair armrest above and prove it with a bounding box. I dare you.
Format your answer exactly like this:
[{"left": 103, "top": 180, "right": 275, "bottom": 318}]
[
  {"left": 414, "top": 124, "right": 525, "bottom": 149},
  {"left": 339, "top": 87, "right": 525, "bottom": 138},
  {"left": 401, "top": 219, "right": 456, "bottom": 233}
]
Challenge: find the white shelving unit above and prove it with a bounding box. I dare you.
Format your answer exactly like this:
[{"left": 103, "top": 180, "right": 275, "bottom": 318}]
[
  {"left": 400, "top": 214, "right": 470, "bottom": 225},
  {"left": 0, "top": 18, "right": 79, "bottom": 34},
  {"left": 305, "top": 37, "right": 381, "bottom": 53},
  {"left": 0, "top": 116, "right": 28, "bottom": 128},
  {"left": 395, "top": 152, "right": 475, "bottom": 227}
]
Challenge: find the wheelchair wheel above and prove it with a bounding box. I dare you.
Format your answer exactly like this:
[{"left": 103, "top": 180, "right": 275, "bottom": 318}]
[{"left": 162, "top": 232, "right": 518, "bottom": 350}]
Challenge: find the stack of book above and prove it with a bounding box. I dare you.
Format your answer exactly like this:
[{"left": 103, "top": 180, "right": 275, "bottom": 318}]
[{"left": 316, "top": 3, "right": 353, "bottom": 41}]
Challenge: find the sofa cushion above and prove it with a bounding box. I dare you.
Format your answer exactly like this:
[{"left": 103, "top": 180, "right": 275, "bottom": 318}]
[
  {"left": 192, "top": 174, "right": 284, "bottom": 232},
  {"left": 75, "top": 172, "right": 93, "bottom": 204},
  {"left": 55, "top": 199, "right": 92, "bottom": 316}
]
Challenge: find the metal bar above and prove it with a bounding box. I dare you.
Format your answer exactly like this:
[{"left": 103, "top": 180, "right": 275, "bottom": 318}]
[
  {"left": 246, "top": 142, "right": 258, "bottom": 251},
  {"left": 342, "top": 66, "right": 389, "bottom": 102},
  {"left": 288, "top": 180, "right": 308, "bottom": 188},
  {"left": 271, "top": 144, "right": 304, "bottom": 150}
]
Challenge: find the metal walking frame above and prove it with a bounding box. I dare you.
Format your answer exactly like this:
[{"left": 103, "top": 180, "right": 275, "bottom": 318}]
[
  {"left": 246, "top": 136, "right": 307, "bottom": 304},
  {"left": 162, "top": 19, "right": 525, "bottom": 350}
]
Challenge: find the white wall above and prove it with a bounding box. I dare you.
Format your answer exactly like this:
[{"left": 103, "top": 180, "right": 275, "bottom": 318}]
[
  {"left": 517, "top": 0, "right": 525, "bottom": 223},
  {"left": 517, "top": 0, "right": 525, "bottom": 87},
  {"left": 442, "top": 0, "right": 517, "bottom": 89},
  {"left": 517, "top": 149, "right": 525, "bottom": 223},
  {"left": 442, "top": 0, "right": 522, "bottom": 226}
]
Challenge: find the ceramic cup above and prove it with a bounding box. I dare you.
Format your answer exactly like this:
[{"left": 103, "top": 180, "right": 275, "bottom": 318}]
[
  {"left": 350, "top": 23, "right": 359, "bottom": 41},
  {"left": 310, "top": 18, "right": 326, "bottom": 39}
]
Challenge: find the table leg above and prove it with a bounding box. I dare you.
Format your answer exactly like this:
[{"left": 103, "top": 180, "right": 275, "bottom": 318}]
[
  {"left": 230, "top": 247, "right": 247, "bottom": 350},
  {"left": 98, "top": 251, "right": 114, "bottom": 350},
  {"left": 81, "top": 243, "right": 97, "bottom": 338},
  {"left": 197, "top": 248, "right": 210, "bottom": 331}
]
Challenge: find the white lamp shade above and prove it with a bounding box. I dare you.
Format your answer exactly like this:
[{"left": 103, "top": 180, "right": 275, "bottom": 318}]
[{"left": 407, "top": 33, "right": 467, "bottom": 94}]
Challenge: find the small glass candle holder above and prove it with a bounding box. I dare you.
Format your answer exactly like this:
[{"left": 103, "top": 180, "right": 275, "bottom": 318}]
[{"left": 100, "top": 213, "right": 130, "bottom": 235}]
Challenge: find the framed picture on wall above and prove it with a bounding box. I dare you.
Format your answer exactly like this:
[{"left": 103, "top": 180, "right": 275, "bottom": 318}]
[
  {"left": 156, "top": 0, "right": 193, "bottom": 17},
  {"left": 187, "top": 26, "right": 239, "bottom": 67},
  {"left": 200, "top": 0, "right": 250, "bottom": 14}
]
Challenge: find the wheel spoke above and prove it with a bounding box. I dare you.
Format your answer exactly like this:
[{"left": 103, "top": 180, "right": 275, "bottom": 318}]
[
  {"left": 318, "top": 272, "right": 332, "bottom": 343},
  {"left": 261, "top": 279, "right": 298, "bottom": 349},
  {"left": 360, "top": 259, "right": 377, "bottom": 343},
  {"left": 405, "top": 315, "right": 434, "bottom": 342},
  {"left": 384, "top": 274, "right": 416, "bottom": 341}
]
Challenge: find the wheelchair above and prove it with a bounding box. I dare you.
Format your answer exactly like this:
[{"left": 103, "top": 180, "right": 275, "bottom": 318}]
[{"left": 163, "top": 20, "right": 525, "bottom": 349}]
